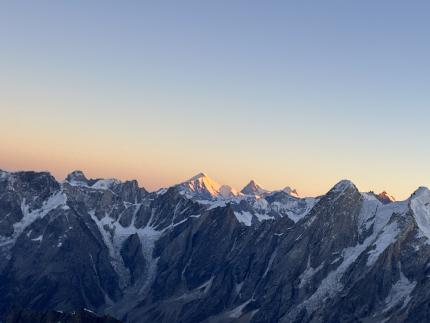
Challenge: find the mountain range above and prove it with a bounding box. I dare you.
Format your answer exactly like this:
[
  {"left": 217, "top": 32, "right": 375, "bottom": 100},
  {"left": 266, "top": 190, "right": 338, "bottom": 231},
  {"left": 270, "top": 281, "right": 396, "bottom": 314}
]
[{"left": 1, "top": 168, "right": 430, "bottom": 322}]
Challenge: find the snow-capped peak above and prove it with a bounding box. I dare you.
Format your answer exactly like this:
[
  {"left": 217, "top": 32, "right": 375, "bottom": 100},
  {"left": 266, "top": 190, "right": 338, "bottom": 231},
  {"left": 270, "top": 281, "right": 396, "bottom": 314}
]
[
  {"left": 411, "top": 186, "right": 430, "bottom": 199},
  {"left": 329, "top": 179, "right": 357, "bottom": 195},
  {"left": 219, "top": 185, "right": 239, "bottom": 199},
  {"left": 282, "top": 186, "right": 299, "bottom": 198},
  {"left": 410, "top": 186, "right": 430, "bottom": 240},
  {"left": 188, "top": 172, "right": 209, "bottom": 181},
  {"left": 377, "top": 191, "right": 396, "bottom": 204},
  {"left": 241, "top": 180, "right": 269, "bottom": 196},
  {"left": 65, "top": 171, "right": 121, "bottom": 190},
  {"left": 179, "top": 173, "right": 238, "bottom": 200}
]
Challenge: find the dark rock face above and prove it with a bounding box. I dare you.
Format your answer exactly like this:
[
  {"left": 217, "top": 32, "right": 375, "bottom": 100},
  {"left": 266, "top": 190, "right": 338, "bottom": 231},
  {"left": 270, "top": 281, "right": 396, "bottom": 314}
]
[
  {"left": 5, "top": 308, "right": 121, "bottom": 323},
  {"left": 1, "top": 170, "right": 430, "bottom": 323},
  {"left": 66, "top": 171, "right": 89, "bottom": 185}
]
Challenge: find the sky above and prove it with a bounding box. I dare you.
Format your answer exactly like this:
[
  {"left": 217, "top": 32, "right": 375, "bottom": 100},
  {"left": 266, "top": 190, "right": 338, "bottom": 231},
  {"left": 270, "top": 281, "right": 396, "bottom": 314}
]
[{"left": 1, "top": 1, "right": 430, "bottom": 199}]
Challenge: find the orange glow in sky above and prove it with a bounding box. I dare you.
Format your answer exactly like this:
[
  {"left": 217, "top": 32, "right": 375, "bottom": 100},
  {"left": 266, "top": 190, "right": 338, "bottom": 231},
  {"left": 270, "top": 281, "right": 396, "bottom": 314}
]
[{"left": 2, "top": 1, "right": 430, "bottom": 200}]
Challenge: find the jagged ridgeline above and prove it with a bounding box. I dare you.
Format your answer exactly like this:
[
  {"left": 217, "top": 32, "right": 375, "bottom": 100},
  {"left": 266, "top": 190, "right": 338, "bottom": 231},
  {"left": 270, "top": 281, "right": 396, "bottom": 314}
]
[{"left": 1, "top": 169, "right": 430, "bottom": 323}]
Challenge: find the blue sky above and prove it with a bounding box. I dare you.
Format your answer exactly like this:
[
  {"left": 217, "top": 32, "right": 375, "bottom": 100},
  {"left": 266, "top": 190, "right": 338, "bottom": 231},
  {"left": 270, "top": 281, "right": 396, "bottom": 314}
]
[{"left": 1, "top": 1, "right": 430, "bottom": 198}]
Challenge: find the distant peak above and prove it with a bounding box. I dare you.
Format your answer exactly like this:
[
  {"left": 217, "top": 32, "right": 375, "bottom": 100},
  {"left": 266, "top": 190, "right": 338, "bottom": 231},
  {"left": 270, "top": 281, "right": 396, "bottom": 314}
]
[
  {"left": 180, "top": 172, "right": 222, "bottom": 199},
  {"left": 184, "top": 172, "right": 218, "bottom": 186},
  {"left": 179, "top": 173, "right": 240, "bottom": 200},
  {"left": 337, "top": 179, "right": 354, "bottom": 186},
  {"left": 330, "top": 179, "right": 357, "bottom": 194},
  {"left": 66, "top": 170, "right": 88, "bottom": 183},
  {"left": 219, "top": 185, "right": 239, "bottom": 199},
  {"left": 377, "top": 191, "right": 396, "bottom": 203},
  {"left": 188, "top": 172, "right": 209, "bottom": 181},
  {"left": 411, "top": 186, "right": 430, "bottom": 199},
  {"left": 241, "top": 180, "right": 268, "bottom": 196},
  {"left": 283, "top": 186, "right": 299, "bottom": 198},
  {"left": 243, "top": 179, "right": 259, "bottom": 189}
]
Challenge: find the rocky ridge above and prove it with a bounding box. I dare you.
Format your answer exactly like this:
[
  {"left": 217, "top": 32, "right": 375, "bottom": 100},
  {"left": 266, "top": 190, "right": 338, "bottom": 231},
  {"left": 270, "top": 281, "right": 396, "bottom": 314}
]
[{"left": 0, "top": 169, "right": 428, "bottom": 323}]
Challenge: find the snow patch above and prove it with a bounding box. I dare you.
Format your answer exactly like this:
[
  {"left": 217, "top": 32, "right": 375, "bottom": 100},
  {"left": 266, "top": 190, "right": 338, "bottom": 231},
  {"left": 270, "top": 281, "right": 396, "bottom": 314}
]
[
  {"left": 227, "top": 299, "right": 252, "bottom": 319},
  {"left": 282, "top": 186, "right": 299, "bottom": 198},
  {"left": 263, "top": 250, "right": 277, "bottom": 278},
  {"left": 92, "top": 179, "right": 120, "bottom": 190},
  {"left": 254, "top": 213, "right": 275, "bottom": 222},
  {"left": 253, "top": 198, "right": 269, "bottom": 211},
  {"left": 83, "top": 308, "right": 96, "bottom": 314},
  {"left": 0, "top": 191, "right": 68, "bottom": 247},
  {"left": 410, "top": 187, "right": 430, "bottom": 241},
  {"left": 31, "top": 235, "right": 43, "bottom": 242},
  {"left": 299, "top": 257, "right": 323, "bottom": 288},
  {"left": 155, "top": 188, "right": 168, "bottom": 195},
  {"left": 175, "top": 276, "right": 214, "bottom": 301},
  {"left": 235, "top": 281, "right": 244, "bottom": 294},
  {"left": 331, "top": 180, "right": 355, "bottom": 193},
  {"left": 367, "top": 221, "right": 399, "bottom": 266},
  {"left": 88, "top": 202, "right": 176, "bottom": 293},
  {"left": 234, "top": 211, "right": 253, "bottom": 226},
  {"left": 271, "top": 197, "right": 318, "bottom": 223},
  {"left": 287, "top": 199, "right": 408, "bottom": 320},
  {"left": 384, "top": 266, "right": 416, "bottom": 311}
]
